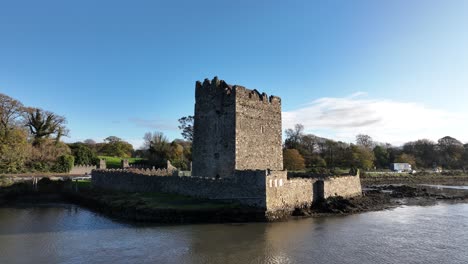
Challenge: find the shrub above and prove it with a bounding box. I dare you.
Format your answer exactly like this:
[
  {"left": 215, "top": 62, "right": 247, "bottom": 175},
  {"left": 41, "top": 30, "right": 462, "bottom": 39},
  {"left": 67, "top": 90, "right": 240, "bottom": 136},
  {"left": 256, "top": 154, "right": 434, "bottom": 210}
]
[
  {"left": 0, "top": 129, "right": 30, "bottom": 173},
  {"left": 69, "top": 143, "right": 98, "bottom": 165},
  {"left": 31, "top": 162, "right": 51, "bottom": 172},
  {"left": 283, "top": 149, "right": 306, "bottom": 171},
  {"left": 28, "top": 140, "right": 71, "bottom": 172},
  {"left": 309, "top": 167, "right": 331, "bottom": 175},
  {"left": 170, "top": 159, "right": 189, "bottom": 170},
  {"left": 53, "top": 155, "right": 75, "bottom": 173}
]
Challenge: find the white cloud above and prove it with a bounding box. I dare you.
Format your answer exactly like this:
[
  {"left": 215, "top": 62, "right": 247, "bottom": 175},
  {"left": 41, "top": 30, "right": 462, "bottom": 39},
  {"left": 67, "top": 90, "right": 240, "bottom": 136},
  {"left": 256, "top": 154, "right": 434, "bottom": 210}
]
[
  {"left": 283, "top": 93, "right": 468, "bottom": 145},
  {"left": 126, "top": 138, "right": 145, "bottom": 150}
]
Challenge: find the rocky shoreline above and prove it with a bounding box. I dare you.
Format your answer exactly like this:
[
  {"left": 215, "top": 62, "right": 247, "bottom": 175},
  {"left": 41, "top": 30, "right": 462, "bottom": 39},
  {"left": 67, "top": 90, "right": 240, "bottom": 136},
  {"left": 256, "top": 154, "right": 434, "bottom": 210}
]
[
  {"left": 299, "top": 185, "right": 468, "bottom": 217},
  {"left": 361, "top": 174, "right": 468, "bottom": 186},
  {"left": 1, "top": 178, "right": 468, "bottom": 224}
]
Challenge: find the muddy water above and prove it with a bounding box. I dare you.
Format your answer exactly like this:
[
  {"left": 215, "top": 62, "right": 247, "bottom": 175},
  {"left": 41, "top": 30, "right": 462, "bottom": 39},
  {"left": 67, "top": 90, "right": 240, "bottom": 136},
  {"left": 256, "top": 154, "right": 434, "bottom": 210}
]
[{"left": 1, "top": 201, "right": 468, "bottom": 263}]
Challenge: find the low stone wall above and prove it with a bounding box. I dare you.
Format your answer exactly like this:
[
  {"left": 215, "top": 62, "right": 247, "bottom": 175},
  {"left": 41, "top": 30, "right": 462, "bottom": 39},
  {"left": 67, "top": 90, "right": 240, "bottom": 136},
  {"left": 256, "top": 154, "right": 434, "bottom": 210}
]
[
  {"left": 266, "top": 171, "right": 315, "bottom": 212},
  {"left": 323, "top": 174, "right": 362, "bottom": 198},
  {"left": 92, "top": 169, "right": 267, "bottom": 208},
  {"left": 92, "top": 170, "right": 362, "bottom": 215},
  {"left": 69, "top": 165, "right": 96, "bottom": 175}
]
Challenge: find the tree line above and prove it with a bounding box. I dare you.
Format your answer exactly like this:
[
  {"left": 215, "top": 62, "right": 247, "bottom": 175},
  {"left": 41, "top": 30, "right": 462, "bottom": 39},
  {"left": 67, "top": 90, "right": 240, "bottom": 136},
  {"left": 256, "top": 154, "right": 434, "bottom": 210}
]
[
  {"left": 0, "top": 93, "right": 138, "bottom": 173},
  {"left": 0, "top": 93, "right": 73, "bottom": 173},
  {"left": 2, "top": 91, "right": 465, "bottom": 174},
  {"left": 283, "top": 124, "right": 468, "bottom": 172}
]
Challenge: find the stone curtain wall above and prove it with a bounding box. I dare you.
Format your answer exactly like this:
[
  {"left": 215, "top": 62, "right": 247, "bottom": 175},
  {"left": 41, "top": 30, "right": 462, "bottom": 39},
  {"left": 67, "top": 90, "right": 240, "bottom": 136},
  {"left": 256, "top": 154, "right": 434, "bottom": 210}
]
[
  {"left": 92, "top": 169, "right": 267, "bottom": 208},
  {"left": 265, "top": 171, "right": 315, "bottom": 212},
  {"left": 265, "top": 172, "right": 362, "bottom": 213},
  {"left": 323, "top": 174, "right": 362, "bottom": 198},
  {"left": 92, "top": 170, "right": 362, "bottom": 213},
  {"left": 69, "top": 165, "right": 96, "bottom": 175},
  {"left": 235, "top": 87, "right": 283, "bottom": 171},
  {"left": 126, "top": 168, "right": 174, "bottom": 176}
]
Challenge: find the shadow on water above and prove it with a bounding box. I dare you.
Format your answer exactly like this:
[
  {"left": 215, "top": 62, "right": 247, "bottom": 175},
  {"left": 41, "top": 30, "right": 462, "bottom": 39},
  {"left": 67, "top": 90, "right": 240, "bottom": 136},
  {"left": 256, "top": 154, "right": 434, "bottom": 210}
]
[
  {"left": 0, "top": 203, "right": 137, "bottom": 236},
  {"left": 1, "top": 201, "right": 468, "bottom": 263}
]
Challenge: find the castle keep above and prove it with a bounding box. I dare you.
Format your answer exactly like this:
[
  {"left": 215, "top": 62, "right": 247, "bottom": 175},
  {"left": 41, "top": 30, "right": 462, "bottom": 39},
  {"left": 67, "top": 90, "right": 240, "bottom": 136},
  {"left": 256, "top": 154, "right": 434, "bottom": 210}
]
[
  {"left": 192, "top": 77, "right": 283, "bottom": 178},
  {"left": 92, "top": 77, "right": 362, "bottom": 219}
]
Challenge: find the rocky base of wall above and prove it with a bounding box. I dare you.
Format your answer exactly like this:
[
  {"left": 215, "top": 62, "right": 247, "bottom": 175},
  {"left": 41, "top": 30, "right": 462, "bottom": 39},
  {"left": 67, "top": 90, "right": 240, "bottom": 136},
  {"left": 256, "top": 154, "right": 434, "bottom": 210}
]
[{"left": 65, "top": 191, "right": 268, "bottom": 224}]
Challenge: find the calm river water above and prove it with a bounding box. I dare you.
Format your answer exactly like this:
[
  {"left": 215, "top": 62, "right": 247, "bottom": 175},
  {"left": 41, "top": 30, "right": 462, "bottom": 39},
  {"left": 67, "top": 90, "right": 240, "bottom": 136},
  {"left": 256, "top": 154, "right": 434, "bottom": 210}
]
[{"left": 1, "top": 202, "right": 468, "bottom": 264}]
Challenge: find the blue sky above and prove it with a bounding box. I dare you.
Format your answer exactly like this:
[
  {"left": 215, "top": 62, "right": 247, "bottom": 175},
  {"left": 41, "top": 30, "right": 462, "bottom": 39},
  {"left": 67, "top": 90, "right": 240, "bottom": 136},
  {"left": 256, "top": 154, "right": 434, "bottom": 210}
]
[{"left": 1, "top": 0, "right": 467, "bottom": 148}]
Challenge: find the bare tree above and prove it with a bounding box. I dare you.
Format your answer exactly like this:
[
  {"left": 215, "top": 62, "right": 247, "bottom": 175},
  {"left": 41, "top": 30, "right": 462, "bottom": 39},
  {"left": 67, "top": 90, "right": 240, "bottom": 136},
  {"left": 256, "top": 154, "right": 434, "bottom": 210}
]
[
  {"left": 143, "top": 131, "right": 169, "bottom": 150},
  {"left": 0, "top": 93, "right": 24, "bottom": 137},
  {"left": 356, "top": 134, "right": 374, "bottom": 149},
  {"left": 178, "top": 116, "right": 194, "bottom": 141},
  {"left": 284, "top": 124, "right": 304, "bottom": 149}
]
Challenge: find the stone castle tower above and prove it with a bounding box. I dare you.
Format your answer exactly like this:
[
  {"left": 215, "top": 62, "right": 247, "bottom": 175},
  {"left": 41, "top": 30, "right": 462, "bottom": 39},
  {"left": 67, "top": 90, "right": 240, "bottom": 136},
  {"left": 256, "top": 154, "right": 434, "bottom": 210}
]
[{"left": 192, "top": 77, "right": 283, "bottom": 178}]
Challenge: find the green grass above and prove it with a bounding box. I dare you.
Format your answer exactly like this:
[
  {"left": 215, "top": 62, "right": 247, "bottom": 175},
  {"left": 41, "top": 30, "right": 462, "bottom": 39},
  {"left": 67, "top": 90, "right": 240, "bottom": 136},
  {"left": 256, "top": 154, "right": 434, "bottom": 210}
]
[
  {"left": 98, "top": 156, "right": 146, "bottom": 168},
  {"left": 75, "top": 179, "right": 91, "bottom": 189}
]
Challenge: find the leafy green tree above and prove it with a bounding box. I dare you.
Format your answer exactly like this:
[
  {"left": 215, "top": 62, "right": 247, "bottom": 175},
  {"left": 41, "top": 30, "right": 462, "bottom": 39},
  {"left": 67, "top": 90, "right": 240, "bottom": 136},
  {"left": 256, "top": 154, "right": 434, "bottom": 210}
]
[
  {"left": 403, "top": 139, "right": 436, "bottom": 168},
  {"left": 28, "top": 140, "right": 71, "bottom": 172},
  {"left": 53, "top": 155, "right": 75, "bottom": 173},
  {"left": 305, "top": 153, "right": 327, "bottom": 168},
  {"left": 283, "top": 149, "right": 305, "bottom": 171},
  {"left": 462, "top": 144, "right": 468, "bottom": 171},
  {"left": 437, "top": 136, "right": 464, "bottom": 169},
  {"left": 98, "top": 136, "right": 134, "bottom": 158},
  {"left": 349, "top": 145, "right": 375, "bottom": 170},
  {"left": 373, "top": 145, "right": 390, "bottom": 169},
  {"left": 323, "top": 140, "right": 338, "bottom": 168},
  {"left": 104, "top": 136, "right": 122, "bottom": 143},
  {"left": 69, "top": 143, "right": 98, "bottom": 165},
  {"left": 144, "top": 131, "right": 171, "bottom": 168},
  {"left": 0, "top": 128, "right": 30, "bottom": 173},
  {"left": 395, "top": 153, "right": 417, "bottom": 168}
]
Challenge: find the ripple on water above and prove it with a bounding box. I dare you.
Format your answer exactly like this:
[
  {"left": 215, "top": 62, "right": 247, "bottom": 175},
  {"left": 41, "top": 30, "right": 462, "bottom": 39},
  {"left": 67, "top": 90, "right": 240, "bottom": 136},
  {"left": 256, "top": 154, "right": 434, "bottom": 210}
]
[{"left": 0, "top": 203, "right": 468, "bottom": 264}]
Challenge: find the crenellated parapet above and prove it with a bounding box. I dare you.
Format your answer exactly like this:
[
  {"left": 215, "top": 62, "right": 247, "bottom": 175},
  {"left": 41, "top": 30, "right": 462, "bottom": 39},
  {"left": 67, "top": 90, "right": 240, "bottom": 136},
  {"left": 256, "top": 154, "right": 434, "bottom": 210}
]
[
  {"left": 195, "top": 76, "right": 281, "bottom": 105},
  {"left": 234, "top": 86, "right": 281, "bottom": 105},
  {"left": 69, "top": 164, "right": 97, "bottom": 175},
  {"left": 94, "top": 168, "right": 174, "bottom": 177}
]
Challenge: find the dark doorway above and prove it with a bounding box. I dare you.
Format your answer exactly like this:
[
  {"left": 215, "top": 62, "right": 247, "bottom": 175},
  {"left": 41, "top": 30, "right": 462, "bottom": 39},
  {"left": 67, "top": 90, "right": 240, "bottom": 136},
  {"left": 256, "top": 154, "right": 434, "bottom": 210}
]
[{"left": 313, "top": 180, "right": 324, "bottom": 202}]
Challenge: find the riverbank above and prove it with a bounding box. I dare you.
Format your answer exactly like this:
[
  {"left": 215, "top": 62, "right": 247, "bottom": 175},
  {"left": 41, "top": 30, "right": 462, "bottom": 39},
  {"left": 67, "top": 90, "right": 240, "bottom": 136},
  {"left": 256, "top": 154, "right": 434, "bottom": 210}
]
[
  {"left": 301, "top": 185, "right": 468, "bottom": 217},
  {"left": 361, "top": 173, "right": 468, "bottom": 186}
]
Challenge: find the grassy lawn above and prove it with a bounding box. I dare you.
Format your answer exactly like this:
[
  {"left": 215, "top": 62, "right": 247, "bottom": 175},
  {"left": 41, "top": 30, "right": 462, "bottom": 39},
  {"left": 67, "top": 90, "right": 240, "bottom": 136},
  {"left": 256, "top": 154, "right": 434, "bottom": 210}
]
[
  {"left": 98, "top": 156, "right": 146, "bottom": 168},
  {"left": 75, "top": 179, "right": 92, "bottom": 189}
]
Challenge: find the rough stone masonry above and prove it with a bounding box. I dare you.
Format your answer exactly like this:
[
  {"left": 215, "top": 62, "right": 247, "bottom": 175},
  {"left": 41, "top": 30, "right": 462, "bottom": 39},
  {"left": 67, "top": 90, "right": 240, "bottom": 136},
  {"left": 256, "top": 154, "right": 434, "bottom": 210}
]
[{"left": 191, "top": 76, "right": 283, "bottom": 178}]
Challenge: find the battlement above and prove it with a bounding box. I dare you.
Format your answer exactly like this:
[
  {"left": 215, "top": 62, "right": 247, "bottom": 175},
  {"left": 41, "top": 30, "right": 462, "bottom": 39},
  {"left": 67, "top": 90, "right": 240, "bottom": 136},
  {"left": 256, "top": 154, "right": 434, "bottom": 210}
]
[
  {"left": 235, "top": 86, "right": 281, "bottom": 105},
  {"left": 195, "top": 77, "right": 281, "bottom": 105}
]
